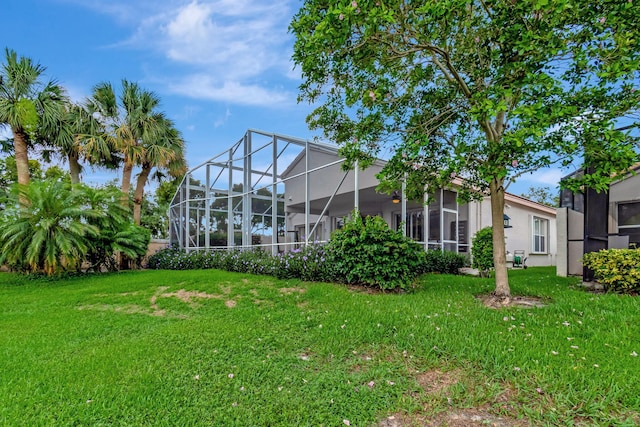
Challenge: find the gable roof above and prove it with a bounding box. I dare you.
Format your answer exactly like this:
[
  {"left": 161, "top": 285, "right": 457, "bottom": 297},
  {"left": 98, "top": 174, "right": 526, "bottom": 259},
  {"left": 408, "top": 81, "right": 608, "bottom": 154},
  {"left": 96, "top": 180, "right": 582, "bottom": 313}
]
[{"left": 504, "top": 192, "right": 557, "bottom": 216}]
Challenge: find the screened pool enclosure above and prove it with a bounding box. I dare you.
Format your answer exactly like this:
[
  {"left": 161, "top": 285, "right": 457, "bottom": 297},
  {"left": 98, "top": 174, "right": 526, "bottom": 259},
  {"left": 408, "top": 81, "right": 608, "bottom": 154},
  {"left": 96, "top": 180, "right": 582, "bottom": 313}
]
[{"left": 169, "top": 129, "right": 472, "bottom": 254}]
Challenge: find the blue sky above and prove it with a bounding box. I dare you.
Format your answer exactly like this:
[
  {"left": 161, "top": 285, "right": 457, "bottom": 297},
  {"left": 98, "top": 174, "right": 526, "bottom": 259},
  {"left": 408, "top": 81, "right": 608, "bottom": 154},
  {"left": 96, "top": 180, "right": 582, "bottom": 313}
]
[{"left": 1, "top": 0, "right": 563, "bottom": 195}]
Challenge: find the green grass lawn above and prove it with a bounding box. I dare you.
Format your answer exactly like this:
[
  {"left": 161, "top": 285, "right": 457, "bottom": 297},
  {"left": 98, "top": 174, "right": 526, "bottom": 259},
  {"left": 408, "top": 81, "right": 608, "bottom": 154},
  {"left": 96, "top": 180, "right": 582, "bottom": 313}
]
[{"left": 0, "top": 267, "right": 638, "bottom": 426}]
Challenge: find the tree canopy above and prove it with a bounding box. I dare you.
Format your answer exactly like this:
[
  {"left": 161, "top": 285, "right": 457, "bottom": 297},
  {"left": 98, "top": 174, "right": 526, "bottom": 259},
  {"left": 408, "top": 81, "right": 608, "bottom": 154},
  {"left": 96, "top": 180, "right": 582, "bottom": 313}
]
[
  {"left": 0, "top": 48, "right": 67, "bottom": 189},
  {"left": 291, "top": 0, "right": 639, "bottom": 296},
  {"left": 1, "top": 50, "right": 187, "bottom": 265}
]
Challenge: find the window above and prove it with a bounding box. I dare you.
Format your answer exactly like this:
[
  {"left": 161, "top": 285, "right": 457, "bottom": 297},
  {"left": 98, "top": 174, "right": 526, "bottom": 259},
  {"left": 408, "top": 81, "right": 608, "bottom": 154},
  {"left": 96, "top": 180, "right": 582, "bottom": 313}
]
[
  {"left": 618, "top": 202, "right": 640, "bottom": 230},
  {"left": 532, "top": 217, "right": 548, "bottom": 253}
]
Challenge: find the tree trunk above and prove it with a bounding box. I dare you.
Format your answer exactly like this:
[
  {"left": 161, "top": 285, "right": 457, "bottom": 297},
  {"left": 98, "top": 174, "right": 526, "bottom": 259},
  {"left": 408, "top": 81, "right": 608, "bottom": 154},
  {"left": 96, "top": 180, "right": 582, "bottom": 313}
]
[
  {"left": 12, "top": 128, "right": 30, "bottom": 187},
  {"left": 12, "top": 128, "right": 30, "bottom": 206},
  {"left": 121, "top": 158, "right": 133, "bottom": 207},
  {"left": 133, "top": 163, "right": 151, "bottom": 226},
  {"left": 118, "top": 157, "right": 135, "bottom": 270},
  {"left": 489, "top": 179, "right": 510, "bottom": 297},
  {"left": 68, "top": 152, "right": 81, "bottom": 184}
]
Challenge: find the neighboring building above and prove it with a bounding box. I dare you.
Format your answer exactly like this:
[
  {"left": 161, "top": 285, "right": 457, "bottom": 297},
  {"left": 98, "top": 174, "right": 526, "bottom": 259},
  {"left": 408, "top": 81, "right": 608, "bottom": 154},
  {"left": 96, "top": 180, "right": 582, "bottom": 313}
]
[
  {"left": 170, "top": 130, "right": 557, "bottom": 267},
  {"left": 557, "top": 165, "right": 640, "bottom": 277}
]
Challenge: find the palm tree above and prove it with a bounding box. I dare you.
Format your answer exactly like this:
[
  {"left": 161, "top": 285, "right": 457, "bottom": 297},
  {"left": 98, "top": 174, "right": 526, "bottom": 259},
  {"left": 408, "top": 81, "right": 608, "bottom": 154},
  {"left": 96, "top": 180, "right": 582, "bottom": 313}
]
[
  {"left": 0, "top": 48, "right": 66, "bottom": 189},
  {"left": 46, "top": 101, "right": 115, "bottom": 184},
  {"left": 0, "top": 180, "right": 101, "bottom": 274},
  {"left": 88, "top": 81, "right": 154, "bottom": 203},
  {"left": 0, "top": 181, "right": 150, "bottom": 275},
  {"left": 80, "top": 184, "right": 150, "bottom": 271},
  {"left": 88, "top": 80, "right": 186, "bottom": 224},
  {"left": 132, "top": 118, "right": 186, "bottom": 225}
]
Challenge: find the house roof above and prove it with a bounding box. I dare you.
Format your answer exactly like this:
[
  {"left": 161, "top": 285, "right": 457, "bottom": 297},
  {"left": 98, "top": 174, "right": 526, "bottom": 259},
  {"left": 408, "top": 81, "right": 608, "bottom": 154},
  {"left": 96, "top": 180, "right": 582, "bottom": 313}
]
[
  {"left": 504, "top": 192, "right": 557, "bottom": 216},
  {"left": 279, "top": 135, "right": 557, "bottom": 216},
  {"left": 279, "top": 140, "right": 387, "bottom": 178}
]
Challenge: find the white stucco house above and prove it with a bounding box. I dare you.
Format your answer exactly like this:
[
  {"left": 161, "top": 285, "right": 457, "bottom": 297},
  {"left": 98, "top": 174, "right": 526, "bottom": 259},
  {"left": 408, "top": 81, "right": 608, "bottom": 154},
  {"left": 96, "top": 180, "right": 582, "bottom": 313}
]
[{"left": 170, "top": 130, "right": 557, "bottom": 267}]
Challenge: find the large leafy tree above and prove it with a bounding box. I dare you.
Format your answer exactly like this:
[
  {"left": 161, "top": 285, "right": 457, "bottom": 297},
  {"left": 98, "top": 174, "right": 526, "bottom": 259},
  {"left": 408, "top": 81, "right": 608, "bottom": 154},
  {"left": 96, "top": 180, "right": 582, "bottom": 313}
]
[
  {"left": 0, "top": 48, "right": 67, "bottom": 189},
  {"left": 291, "top": 0, "right": 639, "bottom": 297},
  {"left": 520, "top": 186, "right": 559, "bottom": 208},
  {"left": 141, "top": 178, "right": 182, "bottom": 239}
]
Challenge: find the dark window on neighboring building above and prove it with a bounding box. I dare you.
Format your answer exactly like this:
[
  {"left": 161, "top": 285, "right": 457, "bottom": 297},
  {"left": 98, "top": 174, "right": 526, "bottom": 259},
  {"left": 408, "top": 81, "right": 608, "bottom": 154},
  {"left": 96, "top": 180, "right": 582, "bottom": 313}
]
[
  {"left": 560, "top": 188, "right": 584, "bottom": 213},
  {"left": 618, "top": 202, "right": 640, "bottom": 229}
]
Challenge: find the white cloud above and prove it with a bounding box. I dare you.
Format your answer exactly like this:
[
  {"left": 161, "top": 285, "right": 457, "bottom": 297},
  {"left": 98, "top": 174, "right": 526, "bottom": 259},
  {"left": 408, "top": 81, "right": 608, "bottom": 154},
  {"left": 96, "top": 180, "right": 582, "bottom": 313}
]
[
  {"left": 59, "top": 0, "right": 298, "bottom": 106},
  {"left": 161, "top": 1, "right": 291, "bottom": 77},
  {"left": 167, "top": 74, "right": 291, "bottom": 106},
  {"left": 214, "top": 107, "right": 232, "bottom": 127},
  {"left": 57, "top": 0, "right": 155, "bottom": 24}
]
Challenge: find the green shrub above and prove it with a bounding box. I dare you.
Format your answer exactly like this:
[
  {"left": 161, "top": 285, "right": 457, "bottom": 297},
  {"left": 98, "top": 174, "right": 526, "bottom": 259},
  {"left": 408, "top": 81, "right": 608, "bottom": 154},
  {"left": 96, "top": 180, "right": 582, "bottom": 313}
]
[
  {"left": 422, "top": 250, "right": 467, "bottom": 274},
  {"left": 273, "top": 245, "right": 331, "bottom": 281},
  {"left": 147, "top": 247, "right": 223, "bottom": 270},
  {"left": 325, "top": 212, "right": 424, "bottom": 290},
  {"left": 147, "top": 245, "right": 332, "bottom": 282},
  {"left": 582, "top": 248, "right": 640, "bottom": 294},
  {"left": 82, "top": 185, "right": 150, "bottom": 271},
  {"left": 471, "top": 226, "right": 493, "bottom": 277},
  {"left": 0, "top": 181, "right": 152, "bottom": 275},
  {"left": 0, "top": 180, "right": 100, "bottom": 274},
  {"left": 149, "top": 216, "right": 471, "bottom": 288}
]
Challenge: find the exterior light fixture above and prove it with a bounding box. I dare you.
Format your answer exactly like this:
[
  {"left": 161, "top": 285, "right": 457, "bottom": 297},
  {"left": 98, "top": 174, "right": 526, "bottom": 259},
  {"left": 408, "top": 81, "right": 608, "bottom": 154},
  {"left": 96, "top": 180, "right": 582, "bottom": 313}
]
[
  {"left": 392, "top": 191, "right": 401, "bottom": 204},
  {"left": 504, "top": 214, "right": 512, "bottom": 228}
]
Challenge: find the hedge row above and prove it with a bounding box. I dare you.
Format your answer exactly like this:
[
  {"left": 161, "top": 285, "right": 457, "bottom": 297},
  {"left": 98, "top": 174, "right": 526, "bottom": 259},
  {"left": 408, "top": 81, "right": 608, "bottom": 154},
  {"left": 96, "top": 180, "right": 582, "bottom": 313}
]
[{"left": 148, "top": 213, "right": 468, "bottom": 290}]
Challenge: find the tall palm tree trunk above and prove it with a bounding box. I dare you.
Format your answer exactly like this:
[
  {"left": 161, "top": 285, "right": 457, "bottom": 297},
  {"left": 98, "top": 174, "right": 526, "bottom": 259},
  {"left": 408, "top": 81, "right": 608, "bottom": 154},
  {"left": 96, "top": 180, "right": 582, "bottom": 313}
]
[
  {"left": 133, "top": 164, "right": 151, "bottom": 226},
  {"left": 13, "top": 128, "right": 30, "bottom": 187},
  {"left": 68, "top": 152, "right": 81, "bottom": 184},
  {"left": 121, "top": 158, "right": 133, "bottom": 207},
  {"left": 118, "top": 157, "right": 135, "bottom": 270}
]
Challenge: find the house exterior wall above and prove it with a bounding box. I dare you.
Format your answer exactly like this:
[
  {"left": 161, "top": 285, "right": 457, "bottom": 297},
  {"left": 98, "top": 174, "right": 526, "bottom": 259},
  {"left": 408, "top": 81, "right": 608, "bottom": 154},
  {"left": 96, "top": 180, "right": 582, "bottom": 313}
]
[
  {"left": 282, "top": 148, "right": 557, "bottom": 266},
  {"left": 610, "top": 173, "right": 640, "bottom": 203},
  {"left": 474, "top": 196, "right": 557, "bottom": 267},
  {"left": 609, "top": 173, "right": 640, "bottom": 241},
  {"left": 557, "top": 169, "right": 640, "bottom": 277},
  {"left": 284, "top": 148, "right": 383, "bottom": 210}
]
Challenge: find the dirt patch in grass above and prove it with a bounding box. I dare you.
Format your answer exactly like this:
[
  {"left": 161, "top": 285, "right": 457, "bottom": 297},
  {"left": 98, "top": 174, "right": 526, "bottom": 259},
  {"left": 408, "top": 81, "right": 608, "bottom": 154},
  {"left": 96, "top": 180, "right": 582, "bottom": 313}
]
[
  {"left": 149, "top": 286, "right": 170, "bottom": 313},
  {"left": 81, "top": 286, "right": 235, "bottom": 317},
  {"left": 475, "top": 294, "right": 547, "bottom": 309},
  {"left": 161, "top": 289, "right": 220, "bottom": 304},
  {"left": 76, "top": 303, "right": 190, "bottom": 319},
  {"left": 379, "top": 409, "right": 527, "bottom": 427},
  {"left": 379, "top": 368, "right": 527, "bottom": 427},
  {"left": 416, "top": 369, "right": 462, "bottom": 394},
  {"left": 279, "top": 287, "right": 306, "bottom": 295}
]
